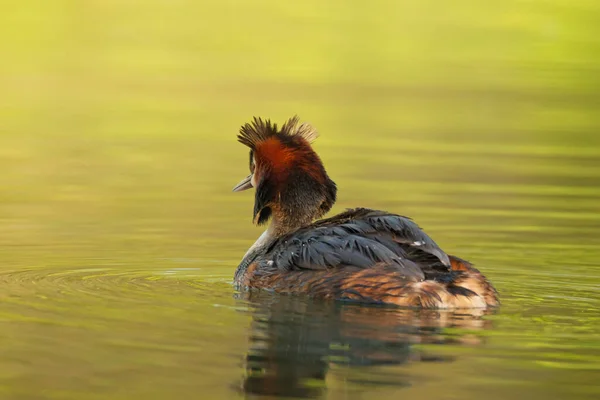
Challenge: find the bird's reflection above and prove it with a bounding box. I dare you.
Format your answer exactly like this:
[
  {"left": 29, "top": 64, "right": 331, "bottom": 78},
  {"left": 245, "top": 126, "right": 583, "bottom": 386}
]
[{"left": 236, "top": 292, "right": 494, "bottom": 398}]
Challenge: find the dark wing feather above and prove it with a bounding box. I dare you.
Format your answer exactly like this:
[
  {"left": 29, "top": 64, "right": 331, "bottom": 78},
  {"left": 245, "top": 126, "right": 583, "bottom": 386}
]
[
  {"left": 316, "top": 208, "right": 449, "bottom": 265},
  {"left": 263, "top": 208, "right": 450, "bottom": 280}
]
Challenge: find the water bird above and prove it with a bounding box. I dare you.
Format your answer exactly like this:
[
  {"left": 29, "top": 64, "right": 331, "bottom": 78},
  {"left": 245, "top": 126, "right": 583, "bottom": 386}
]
[{"left": 232, "top": 116, "right": 499, "bottom": 308}]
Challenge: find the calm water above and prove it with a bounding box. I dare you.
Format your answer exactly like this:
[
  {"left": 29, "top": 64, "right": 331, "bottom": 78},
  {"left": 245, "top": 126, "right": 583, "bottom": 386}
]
[{"left": 1, "top": 1, "right": 600, "bottom": 399}]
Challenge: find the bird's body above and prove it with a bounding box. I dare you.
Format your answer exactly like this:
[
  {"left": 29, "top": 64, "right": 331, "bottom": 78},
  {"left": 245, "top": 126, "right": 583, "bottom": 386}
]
[{"left": 233, "top": 116, "right": 499, "bottom": 309}]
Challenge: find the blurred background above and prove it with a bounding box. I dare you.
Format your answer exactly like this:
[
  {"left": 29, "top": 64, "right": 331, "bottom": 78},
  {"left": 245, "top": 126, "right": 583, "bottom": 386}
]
[{"left": 0, "top": 1, "right": 599, "bottom": 399}]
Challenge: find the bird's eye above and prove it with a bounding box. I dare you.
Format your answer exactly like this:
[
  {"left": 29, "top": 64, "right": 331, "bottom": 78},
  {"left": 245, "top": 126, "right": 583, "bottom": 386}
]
[{"left": 249, "top": 151, "right": 255, "bottom": 173}]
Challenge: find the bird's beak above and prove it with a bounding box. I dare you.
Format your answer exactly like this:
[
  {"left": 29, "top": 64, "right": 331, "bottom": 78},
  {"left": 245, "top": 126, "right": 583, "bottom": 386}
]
[{"left": 232, "top": 174, "right": 253, "bottom": 192}]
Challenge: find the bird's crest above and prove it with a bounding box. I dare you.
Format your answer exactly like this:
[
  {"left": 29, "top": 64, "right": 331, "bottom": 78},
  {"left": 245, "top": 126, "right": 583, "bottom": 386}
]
[{"left": 237, "top": 115, "right": 318, "bottom": 149}]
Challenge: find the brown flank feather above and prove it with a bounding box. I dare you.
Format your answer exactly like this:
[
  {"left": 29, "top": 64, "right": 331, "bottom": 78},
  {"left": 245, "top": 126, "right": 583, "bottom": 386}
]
[{"left": 238, "top": 262, "right": 494, "bottom": 309}]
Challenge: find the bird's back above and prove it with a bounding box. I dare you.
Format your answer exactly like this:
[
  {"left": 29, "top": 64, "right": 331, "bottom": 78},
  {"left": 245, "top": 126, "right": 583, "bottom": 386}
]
[{"left": 235, "top": 208, "right": 499, "bottom": 309}]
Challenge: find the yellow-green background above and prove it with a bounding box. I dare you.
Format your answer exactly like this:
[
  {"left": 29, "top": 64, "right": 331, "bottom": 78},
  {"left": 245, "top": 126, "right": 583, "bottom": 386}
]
[{"left": 1, "top": 1, "right": 599, "bottom": 399}]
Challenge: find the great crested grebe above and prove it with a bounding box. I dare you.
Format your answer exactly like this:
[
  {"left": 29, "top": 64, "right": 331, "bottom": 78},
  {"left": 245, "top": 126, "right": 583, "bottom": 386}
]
[{"left": 232, "top": 116, "right": 499, "bottom": 309}]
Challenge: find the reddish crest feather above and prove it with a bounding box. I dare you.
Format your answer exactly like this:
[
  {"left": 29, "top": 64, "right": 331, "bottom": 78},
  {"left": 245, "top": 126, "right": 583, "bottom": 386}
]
[
  {"left": 255, "top": 136, "right": 328, "bottom": 187},
  {"left": 255, "top": 137, "right": 296, "bottom": 175},
  {"left": 238, "top": 116, "right": 322, "bottom": 185}
]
